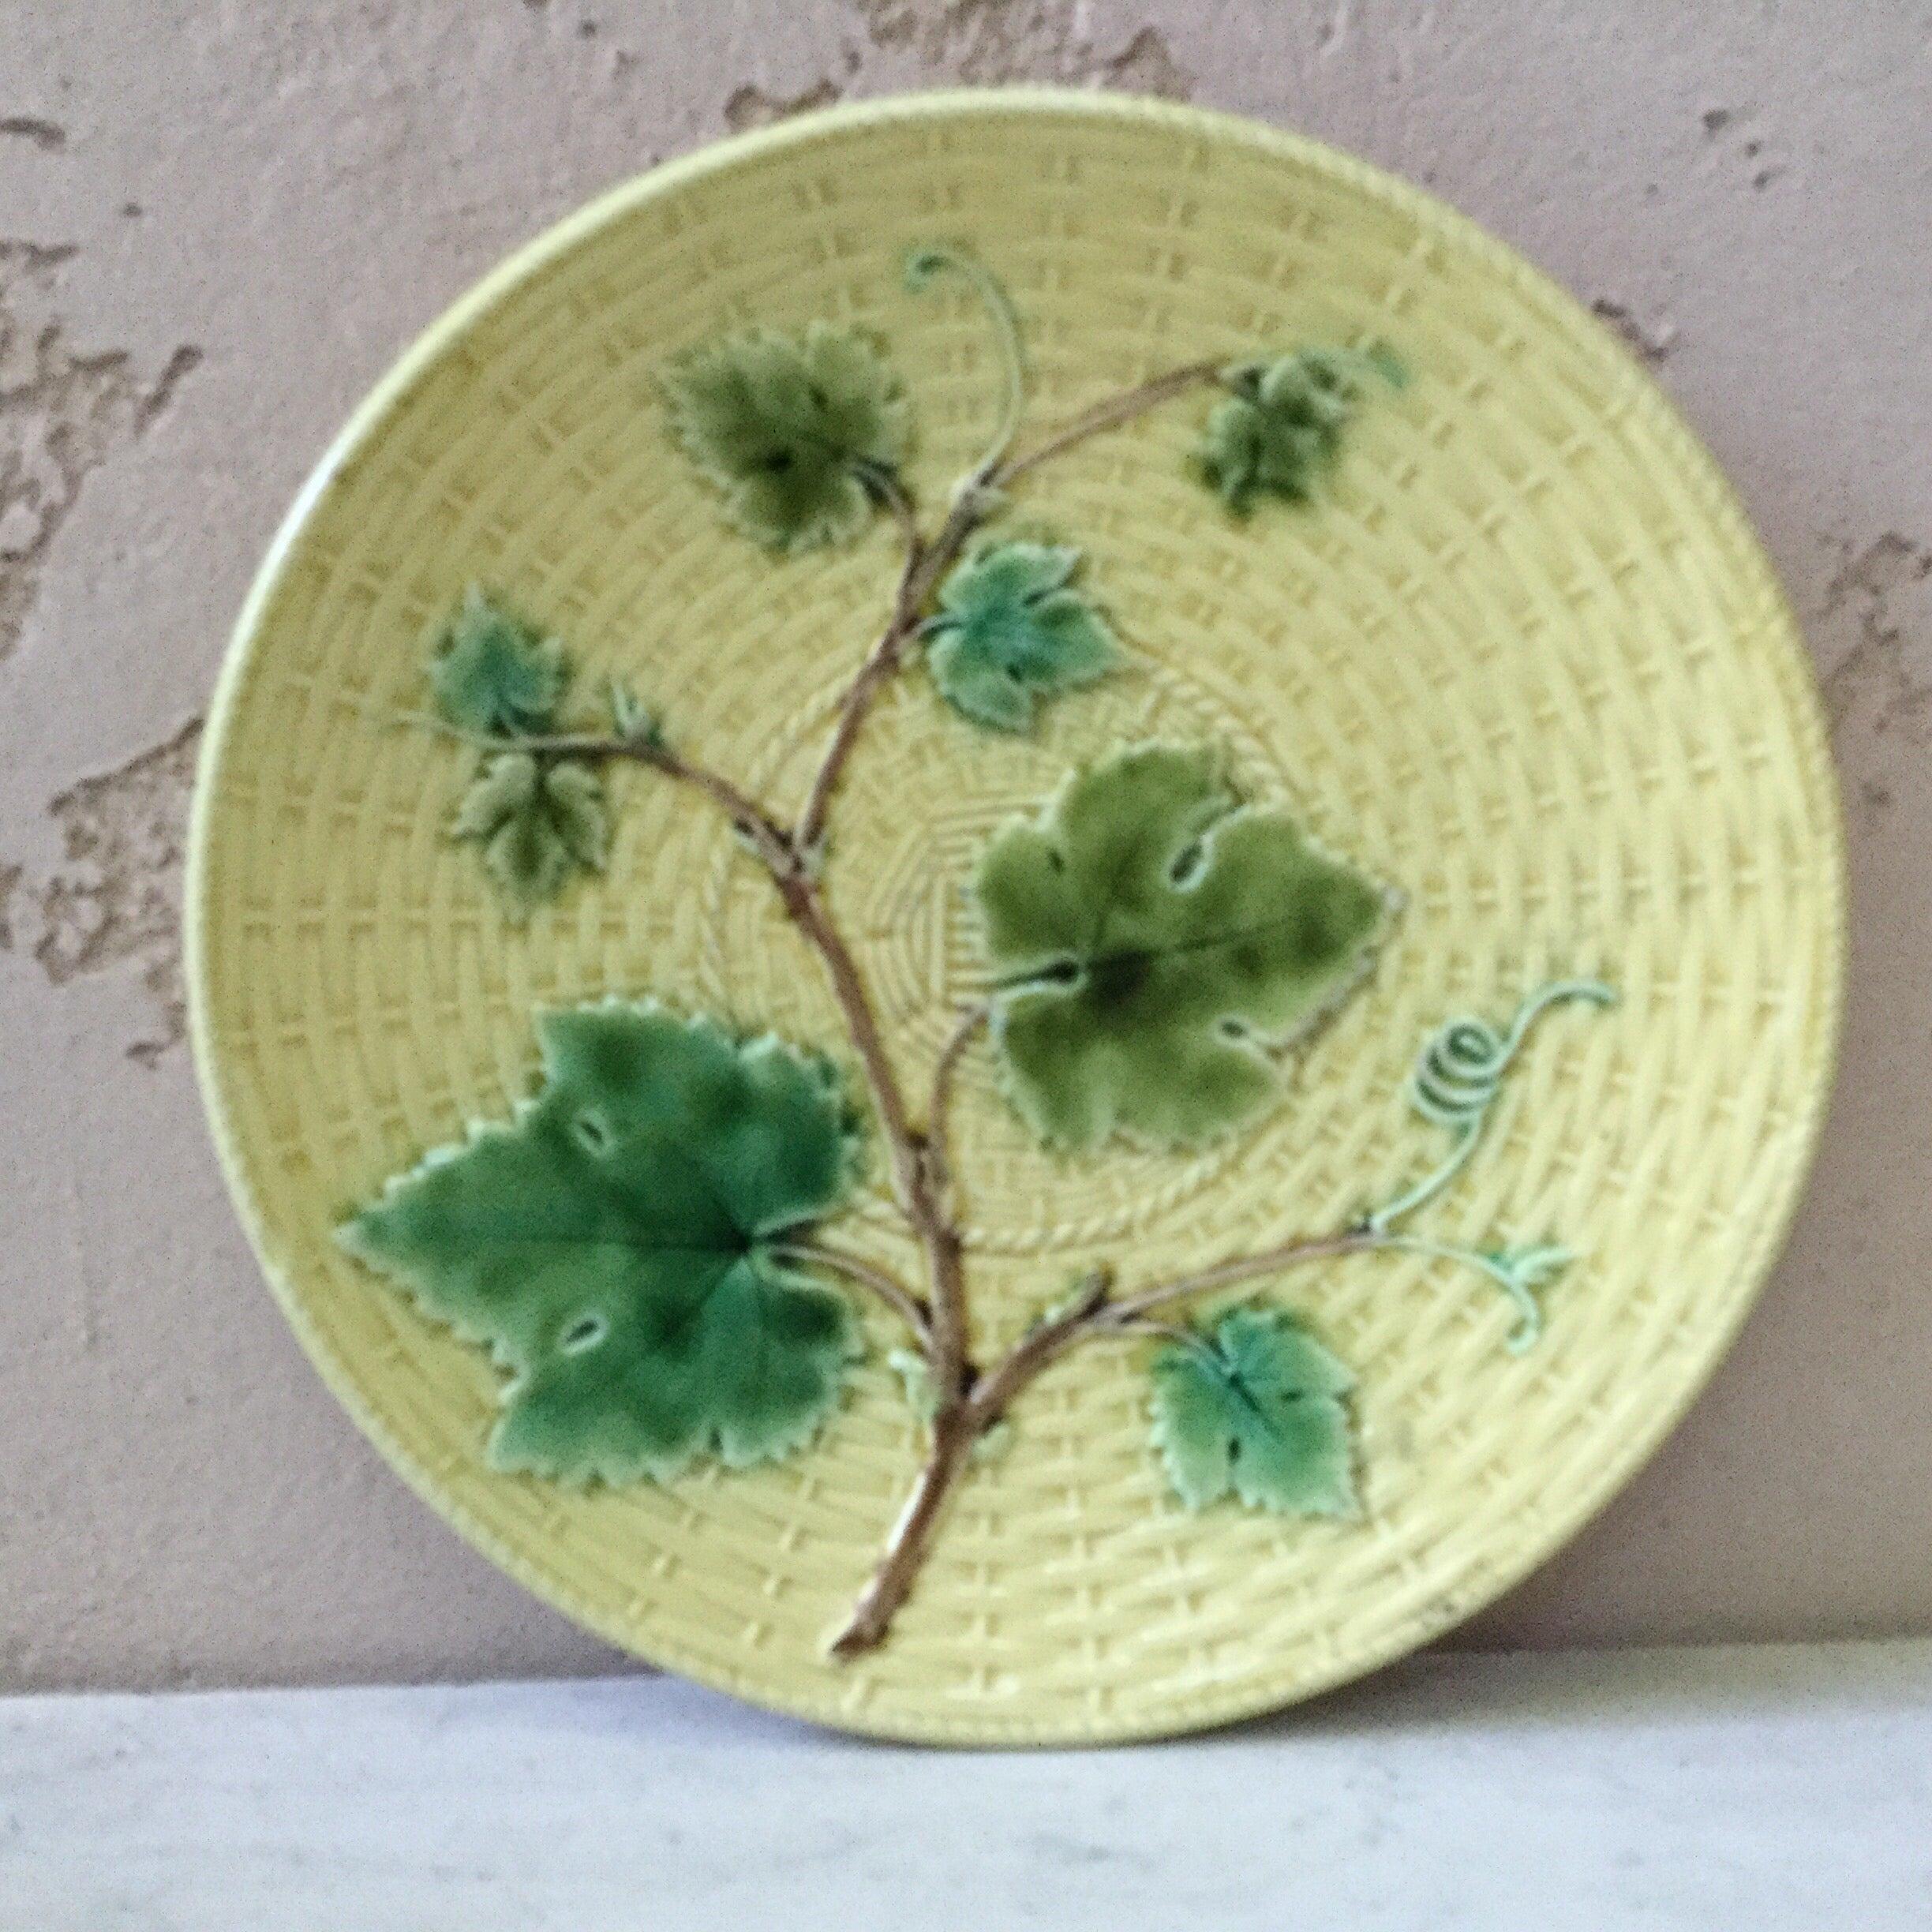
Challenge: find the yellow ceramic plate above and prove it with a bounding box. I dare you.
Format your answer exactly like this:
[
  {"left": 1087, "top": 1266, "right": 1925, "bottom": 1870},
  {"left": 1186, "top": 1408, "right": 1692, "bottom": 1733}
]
[{"left": 188, "top": 92, "right": 1843, "bottom": 1744}]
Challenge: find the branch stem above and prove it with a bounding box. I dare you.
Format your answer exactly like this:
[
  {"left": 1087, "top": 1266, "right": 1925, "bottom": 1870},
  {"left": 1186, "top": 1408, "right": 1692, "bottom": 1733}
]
[
  {"left": 963, "top": 1267, "right": 1114, "bottom": 1427},
  {"left": 831, "top": 1161, "right": 1574, "bottom": 1663},
  {"left": 794, "top": 486, "right": 987, "bottom": 857},
  {"left": 924, "top": 1002, "right": 990, "bottom": 1207},
  {"left": 770, "top": 866, "right": 968, "bottom": 1386},
  {"left": 433, "top": 341, "right": 1385, "bottom": 1661},
  {"left": 828, "top": 1403, "right": 979, "bottom": 1659},
  {"left": 990, "top": 359, "right": 1226, "bottom": 489},
  {"left": 828, "top": 1226, "right": 1388, "bottom": 1656},
  {"left": 826, "top": 1267, "right": 1111, "bottom": 1659},
  {"left": 1096, "top": 1230, "right": 1377, "bottom": 1332},
  {"left": 770, "top": 1241, "right": 931, "bottom": 1350}
]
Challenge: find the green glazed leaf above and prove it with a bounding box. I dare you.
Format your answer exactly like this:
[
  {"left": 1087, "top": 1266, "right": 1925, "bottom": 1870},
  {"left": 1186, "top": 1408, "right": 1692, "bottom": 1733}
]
[
  {"left": 660, "top": 322, "right": 910, "bottom": 552},
  {"left": 451, "top": 752, "right": 608, "bottom": 914},
  {"left": 430, "top": 586, "right": 567, "bottom": 737},
  {"left": 974, "top": 743, "right": 1387, "bottom": 1149},
  {"left": 886, "top": 1346, "right": 942, "bottom": 1426},
  {"left": 1197, "top": 345, "right": 1404, "bottom": 516},
  {"left": 605, "top": 676, "right": 662, "bottom": 748},
  {"left": 923, "top": 541, "right": 1119, "bottom": 732},
  {"left": 1150, "top": 1308, "right": 1359, "bottom": 1516},
  {"left": 339, "top": 1003, "right": 864, "bottom": 1486}
]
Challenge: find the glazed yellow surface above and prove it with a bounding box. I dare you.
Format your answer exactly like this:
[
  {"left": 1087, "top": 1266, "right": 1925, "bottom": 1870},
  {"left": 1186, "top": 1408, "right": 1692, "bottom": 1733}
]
[{"left": 187, "top": 92, "right": 1843, "bottom": 1743}]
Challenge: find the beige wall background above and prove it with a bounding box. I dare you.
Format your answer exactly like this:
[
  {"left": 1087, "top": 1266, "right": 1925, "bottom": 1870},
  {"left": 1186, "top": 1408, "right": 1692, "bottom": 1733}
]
[{"left": 0, "top": 0, "right": 1925, "bottom": 1693}]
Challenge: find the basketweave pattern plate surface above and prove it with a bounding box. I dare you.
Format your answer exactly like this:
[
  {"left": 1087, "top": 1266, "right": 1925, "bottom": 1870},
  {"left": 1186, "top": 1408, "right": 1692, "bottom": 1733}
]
[{"left": 187, "top": 91, "right": 1844, "bottom": 1745}]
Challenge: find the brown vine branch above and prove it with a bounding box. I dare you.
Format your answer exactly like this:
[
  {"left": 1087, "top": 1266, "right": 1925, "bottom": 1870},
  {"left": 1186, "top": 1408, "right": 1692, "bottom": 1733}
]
[
  {"left": 923, "top": 1002, "right": 990, "bottom": 1207},
  {"left": 1106, "top": 1313, "right": 1205, "bottom": 1350},
  {"left": 1091, "top": 1229, "right": 1377, "bottom": 1333},
  {"left": 828, "top": 1401, "right": 981, "bottom": 1660},
  {"left": 961, "top": 1267, "right": 1116, "bottom": 1427},
  {"left": 811, "top": 357, "right": 1343, "bottom": 1658},
  {"left": 398, "top": 332, "right": 1368, "bottom": 1661},
  {"left": 989, "top": 360, "right": 1226, "bottom": 489},
  {"left": 827, "top": 1223, "right": 1384, "bottom": 1657},
  {"left": 771, "top": 1240, "right": 930, "bottom": 1350},
  {"left": 769, "top": 865, "right": 968, "bottom": 1391},
  {"left": 968, "top": 1230, "right": 1376, "bottom": 1431},
  {"left": 794, "top": 485, "right": 987, "bottom": 858},
  {"left": 826, "top": 1266, "right": 1113, "bottom": 1658}
]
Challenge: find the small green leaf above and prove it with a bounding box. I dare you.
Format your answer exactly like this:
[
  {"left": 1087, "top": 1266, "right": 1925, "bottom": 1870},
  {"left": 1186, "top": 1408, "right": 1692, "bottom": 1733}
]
[
  {"left": 339, "top": 1003, "right": 864, "bottom": 1485},
  {"left": 606, "top": 676, "right": 664, "bottom": 749},
  {"left": 1149, "top": 1308, "right": 1359, "bottom": 1517},
  {"left": 1197, "top": 346, "right": 1403, "bottom": 516},
  {"left": 975, "top": 743, "right": 1387, "bottom": 1149},
  {"left": 660, "top": 322, "right": 910, "bottom": 552},
  {"left": 430, "top": 587, "right": 567, "bottom": 736},
  {"left": 887, "top": 1346, "right": 940, "bottom": 1425},
  {"left": 451, "top": 752, "right": 608, "bottom": 913},
  {"left": 923, "top": 541, "right": 1119, "bottom": 732}
]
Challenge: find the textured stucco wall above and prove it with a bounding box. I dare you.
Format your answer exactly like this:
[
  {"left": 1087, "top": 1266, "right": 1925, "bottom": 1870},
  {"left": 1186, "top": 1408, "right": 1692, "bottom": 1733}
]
[{"left": 0, "top": 1, "right": 1926, "bottom": 1693}]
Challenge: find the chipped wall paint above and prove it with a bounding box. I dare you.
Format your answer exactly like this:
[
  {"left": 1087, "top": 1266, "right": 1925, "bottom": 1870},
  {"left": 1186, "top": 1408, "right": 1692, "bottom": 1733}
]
[
  {"left": 0, "top": 0, "right": 1927, "bottom": 1693},
  {"left": 0, "top": 242, "right": 200, "bottom": 664},
  {"left": 846, "top": 0, "right": 1193, "bottom": 92},
  {"left": 5, "top": 717, "right": 202, "bottom": 1065},
  {"left": 1587, "top": 297, "right": 1678, "bottom": 367}
]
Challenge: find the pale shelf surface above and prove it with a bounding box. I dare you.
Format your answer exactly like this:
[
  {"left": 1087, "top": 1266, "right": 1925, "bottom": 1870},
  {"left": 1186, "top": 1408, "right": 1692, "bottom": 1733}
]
[{"left": 3, "top": 1638, "right": 1929, "bottom": 1930}]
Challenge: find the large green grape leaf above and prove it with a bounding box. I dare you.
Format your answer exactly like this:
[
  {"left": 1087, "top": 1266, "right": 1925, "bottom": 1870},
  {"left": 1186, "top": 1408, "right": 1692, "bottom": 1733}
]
[
  {"left": 660, "top": 323, "right": 909, "bottom": 552},
  {"left": 923, "top": 541, "right": 1118, "bottom": 732},
  {"left": 974, "top": 743, "right": 1387, "bottom": 1149},
  {"left": 1150, "top": 1308, "right": 1359, "bottom": 1516},
  {"left": 338, "top": 1003, "right": 864, "bottom": 1486}
]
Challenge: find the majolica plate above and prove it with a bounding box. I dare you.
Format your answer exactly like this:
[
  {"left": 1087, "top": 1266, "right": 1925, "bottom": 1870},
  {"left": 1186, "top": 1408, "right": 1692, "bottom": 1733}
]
[{"left": 188, "top": 92, "right": 1843, "bottom": 1744}]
